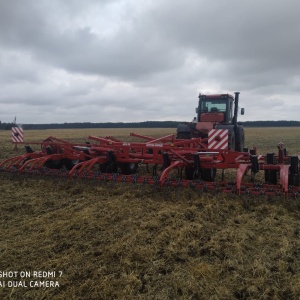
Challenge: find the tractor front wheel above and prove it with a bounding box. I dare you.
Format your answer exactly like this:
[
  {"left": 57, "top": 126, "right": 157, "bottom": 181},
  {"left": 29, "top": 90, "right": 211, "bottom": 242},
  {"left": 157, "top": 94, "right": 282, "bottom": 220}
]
[{"left": 176, "top": 132, "right": 191, "bottom": 139}]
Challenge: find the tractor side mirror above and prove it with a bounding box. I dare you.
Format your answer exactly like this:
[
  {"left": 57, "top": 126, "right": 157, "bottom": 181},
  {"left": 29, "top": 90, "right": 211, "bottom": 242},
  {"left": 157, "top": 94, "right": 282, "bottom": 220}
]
[
  {"left": 241, "top": 108, "right": 245, "bottom": 115},
  {"left": 196, "top": 108, "right": 199, "bottom": 113}
]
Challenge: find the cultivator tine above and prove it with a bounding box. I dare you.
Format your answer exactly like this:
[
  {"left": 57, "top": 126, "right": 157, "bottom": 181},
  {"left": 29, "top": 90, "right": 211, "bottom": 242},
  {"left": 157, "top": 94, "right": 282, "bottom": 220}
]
[
  {"left": 163, "top": 178, "right": 173, "bottom": 196},
  {"left": 152, "top": 165, "right": 158, "bottom": 176},
  {"left": 91, "top": 171, "right": 99, "bottom": 182},
  {"left": 131, "top": 174, "right": 139, "bottom": 185},
  {"left": 279, "top": 165, "right": 290, "bottom": 193},
  {"left": 140, "top": 176, "right": 149, "bottom": 192},
  {"left": 101, "top": 174, "right": 108, "bottom": 185},
  {"left": 151, "top": 175, "right": 160, "bottom": 193},
  {"left": 193, "top": 154, "right": 201, "bottom": 179},
  {"left": 142, "top": 177, "right": 148, "bottom": 186},
  {"left": 174, "top": 179, "right": 183, "bottom": 199},
  {"left": 121, "top": 175, "right": 128, "bottom": 186},
  {"left": 242, "top": 196, "right": 251, "bottom": 210},
  {"left": 221, "top": 169, "right": 225, "bottom": 181},
  {"left": 110, "top": 173, "right": 119, "bottom": 187},
  {"left": 236, "top": 164, "right": 249, "bottom": 195},
  {"left": 188, "top": 180, "right": 197, "bottom": 190}
]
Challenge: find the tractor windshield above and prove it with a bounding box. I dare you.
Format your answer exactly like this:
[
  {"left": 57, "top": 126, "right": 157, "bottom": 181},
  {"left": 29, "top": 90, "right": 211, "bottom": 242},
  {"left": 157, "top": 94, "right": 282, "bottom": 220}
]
[{"left": 201, "top": 100, "right": 227, "bottom": 113}]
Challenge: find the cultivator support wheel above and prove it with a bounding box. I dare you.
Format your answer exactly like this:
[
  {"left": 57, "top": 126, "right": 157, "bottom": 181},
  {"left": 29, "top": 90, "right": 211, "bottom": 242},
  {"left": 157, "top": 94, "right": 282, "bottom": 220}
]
[
  {"left": 289, "top": 156, "right": 300, "bottom": 186},
  {"left": 265, "top": 153, "right": 277, "bottom": 184}
]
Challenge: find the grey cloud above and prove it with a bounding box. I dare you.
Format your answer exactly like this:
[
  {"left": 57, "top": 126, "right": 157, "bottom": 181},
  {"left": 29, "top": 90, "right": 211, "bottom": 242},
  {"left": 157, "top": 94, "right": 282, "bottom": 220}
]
[
  {"left": 0, "top": 1, "right": 183, "bottom": 80},
  {"left": 0, "top": 0, "right": 300, "bottom": 123},
  {"left": 146, "top": 1, "right": 300, "bottom": 89}
]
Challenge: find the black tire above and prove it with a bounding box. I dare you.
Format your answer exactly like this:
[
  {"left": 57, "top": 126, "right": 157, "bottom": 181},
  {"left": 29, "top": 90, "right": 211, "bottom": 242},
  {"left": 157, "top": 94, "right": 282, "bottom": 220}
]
[
  {"left": 45, "top": 145, "right": 54, "bottom": 155},
  {"left": 64, "top": 158, "right": 79, "bottom": 170},
  {"left": 176, "top": 132, "right": 192, "bottom": 139},
  {"left": 201, "top": 168, "right": 216, "bottom": 182},
  {"left": 176, "top": 124, "right": 192, "bottom": 139},
  {"left": 44, "top": 160, "right": 63, "bottom": 169},
  {"left": 235, "top": 135, "right": 244, "bottom": 152},
  {"left": 25, "top": 145, "right": 34, "bottom": 153},
  {"left": 185, "top": 166, "right": 195, "bottom": 180},
  {"left": 289, "top": 174, "right": 300, "bottom": 186},
  {"left": 265, "top": 170, "right": 277, "bottom": 184},
  {"left": 100, "top": 162, "right": 118, "bottom": 173},
  {"left": 119, "top": 162, "right": 138, "bottom": 175},
  {"left": 228, "top": 133, "right": 235, "bottom": 151}
]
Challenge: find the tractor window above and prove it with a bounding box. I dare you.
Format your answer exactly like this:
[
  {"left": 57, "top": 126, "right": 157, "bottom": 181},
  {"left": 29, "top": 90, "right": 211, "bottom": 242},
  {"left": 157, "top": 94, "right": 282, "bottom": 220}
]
[{"left": 201, "top": 100, "right": 227, "bottom": 113}]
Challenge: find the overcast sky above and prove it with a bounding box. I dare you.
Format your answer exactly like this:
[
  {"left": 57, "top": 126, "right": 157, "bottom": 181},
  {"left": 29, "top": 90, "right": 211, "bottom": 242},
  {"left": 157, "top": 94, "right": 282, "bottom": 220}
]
[{"left": 0, "top": 0, "right": 300, "bottom": 124}]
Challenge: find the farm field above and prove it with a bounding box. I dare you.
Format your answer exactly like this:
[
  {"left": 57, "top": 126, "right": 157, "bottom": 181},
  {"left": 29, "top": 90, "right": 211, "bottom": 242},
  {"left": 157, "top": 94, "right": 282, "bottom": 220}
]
[{"left": 1, "top": 127, "right": 300, "bottom": 299}]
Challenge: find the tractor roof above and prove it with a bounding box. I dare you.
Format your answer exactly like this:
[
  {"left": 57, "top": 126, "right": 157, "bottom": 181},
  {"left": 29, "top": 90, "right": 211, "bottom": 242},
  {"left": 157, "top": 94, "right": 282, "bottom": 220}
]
[{"left": 199, "top": 93, "right": 234, "bottom": 100}]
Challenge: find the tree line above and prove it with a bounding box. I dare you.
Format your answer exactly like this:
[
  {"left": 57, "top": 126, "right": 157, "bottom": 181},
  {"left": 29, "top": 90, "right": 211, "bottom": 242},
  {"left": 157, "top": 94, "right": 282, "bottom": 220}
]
[{"left": 1, "top": 120, "right": 300, "bottom": 130}]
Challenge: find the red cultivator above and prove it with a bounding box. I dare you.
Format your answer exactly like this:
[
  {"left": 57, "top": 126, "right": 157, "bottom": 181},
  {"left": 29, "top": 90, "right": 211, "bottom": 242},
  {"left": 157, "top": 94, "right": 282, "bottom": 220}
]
[{"left": 1, "top": 133, "right": 300, "bottom": 197}]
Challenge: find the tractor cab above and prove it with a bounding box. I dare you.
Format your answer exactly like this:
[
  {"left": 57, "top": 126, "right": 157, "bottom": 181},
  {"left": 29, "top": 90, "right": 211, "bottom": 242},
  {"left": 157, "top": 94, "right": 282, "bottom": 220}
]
[{"left": 196, "top": 94, "right": 235, "bottom": 125}]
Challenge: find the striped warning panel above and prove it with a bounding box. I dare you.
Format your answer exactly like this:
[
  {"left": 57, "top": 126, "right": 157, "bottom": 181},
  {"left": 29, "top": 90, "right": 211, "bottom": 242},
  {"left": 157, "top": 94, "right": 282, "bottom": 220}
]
[
  {"left": 11, "top": 126, "right": 24, "bottom": 143},
  {"left": 208, "top": 129, "right": 228, "bottom": 149}
]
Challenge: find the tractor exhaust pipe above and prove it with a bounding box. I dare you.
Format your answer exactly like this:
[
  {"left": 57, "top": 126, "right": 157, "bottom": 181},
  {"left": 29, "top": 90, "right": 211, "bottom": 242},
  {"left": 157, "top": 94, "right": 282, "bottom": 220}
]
[{"left": 233, "top": 92, "right": 240, "bottom": 126}]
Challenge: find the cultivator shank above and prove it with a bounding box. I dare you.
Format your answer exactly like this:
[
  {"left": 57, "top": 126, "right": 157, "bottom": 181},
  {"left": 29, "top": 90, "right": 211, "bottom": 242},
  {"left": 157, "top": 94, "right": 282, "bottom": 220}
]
[{"left": 1, "top": 135, "right": 300, "bottom": 197}]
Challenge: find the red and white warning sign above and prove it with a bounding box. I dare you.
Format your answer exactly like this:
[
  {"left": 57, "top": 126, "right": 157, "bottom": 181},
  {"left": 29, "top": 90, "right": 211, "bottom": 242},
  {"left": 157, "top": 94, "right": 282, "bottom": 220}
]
[
  {"left": 11, "top": 126, "right": 24, "bottom": 143},
  {"left": 208, "top": 129, "right": 228, "bottom": 149}
]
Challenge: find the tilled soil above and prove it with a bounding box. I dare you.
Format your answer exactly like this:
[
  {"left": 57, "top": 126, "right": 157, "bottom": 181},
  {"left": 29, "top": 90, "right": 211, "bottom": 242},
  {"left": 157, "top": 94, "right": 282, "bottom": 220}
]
[{"left": 1, "top": 174, "right": 300, "bottom": 299}]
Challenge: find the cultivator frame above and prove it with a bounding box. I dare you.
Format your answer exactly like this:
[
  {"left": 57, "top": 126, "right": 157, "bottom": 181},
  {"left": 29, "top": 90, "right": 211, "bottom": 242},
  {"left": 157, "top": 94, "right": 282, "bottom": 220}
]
[{"left": 1, "top": 133, "right": 300, "bottom": 197}]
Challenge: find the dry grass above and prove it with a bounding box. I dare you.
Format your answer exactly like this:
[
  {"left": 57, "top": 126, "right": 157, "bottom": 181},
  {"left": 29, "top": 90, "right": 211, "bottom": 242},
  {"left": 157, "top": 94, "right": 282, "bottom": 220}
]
[
  {"left": 244, "top": 127, "right": 300, "bottom": 155},
  {"left": 1, "top": 127, "right": 300, "bottom": 299}
]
